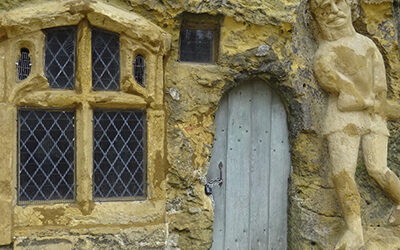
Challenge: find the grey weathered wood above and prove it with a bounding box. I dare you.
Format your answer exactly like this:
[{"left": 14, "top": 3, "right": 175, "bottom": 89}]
[
  {"left": 225, "top": 85, "right": 252, "bottom": 250},
  {"left": 209, "top": 80, "right": 290, "bottom": 250},
  {"left": 249, "top": 81, "right": 272, "bottom": 249},
  {"left": 268, "top": 92, "right": 290, "bottom": 250},
  {"left": 207, "top": 95, "right": 228, "bottom": 250}
]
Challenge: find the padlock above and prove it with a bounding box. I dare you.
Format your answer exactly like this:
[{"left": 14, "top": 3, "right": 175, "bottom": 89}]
[{"left": 205, "top": 183, "right": 212, "bottom": 195}]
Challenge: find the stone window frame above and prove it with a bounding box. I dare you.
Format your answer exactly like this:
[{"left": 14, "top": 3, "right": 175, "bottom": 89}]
[{"left": 0, "top": 1, "right": 170, "bottom": 245}]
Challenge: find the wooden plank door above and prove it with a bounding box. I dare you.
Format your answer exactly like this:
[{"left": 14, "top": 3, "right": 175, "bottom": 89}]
[{"left": 208, "top": 80, "right": 290, "bottom": 250}]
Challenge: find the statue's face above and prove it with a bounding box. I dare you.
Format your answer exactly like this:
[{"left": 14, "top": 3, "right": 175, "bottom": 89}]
[{"left": 311, "top": 0, "right": 352, "bottom": 30}]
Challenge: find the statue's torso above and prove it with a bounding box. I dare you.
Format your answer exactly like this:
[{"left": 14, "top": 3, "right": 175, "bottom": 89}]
[
  {"left": 316, "top": 34, "right": 388, "bottom": 136},
  {"left": 319, "top": 34, "right": 377, "bottom": 107}
]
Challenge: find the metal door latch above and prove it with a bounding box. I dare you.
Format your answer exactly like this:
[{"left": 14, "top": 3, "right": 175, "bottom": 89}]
[{"left": 205, "top": 162, "right": 223, "bottom": 196}]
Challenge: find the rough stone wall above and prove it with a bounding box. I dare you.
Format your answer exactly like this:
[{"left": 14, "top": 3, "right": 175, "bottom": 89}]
[{"left": 1, "top": 0, "right": 400, "bottom": 249}]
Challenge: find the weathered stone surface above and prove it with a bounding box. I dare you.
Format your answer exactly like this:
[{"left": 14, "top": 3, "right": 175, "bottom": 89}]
[
  {"left": 13, "top": 224, "right": 167, "bottom": 249},
  {"left": 1, "top": 0, "right": 400, "bottom": 249},
  {"left": 128, "top": 0, "right": 298, "bottom": 26}
]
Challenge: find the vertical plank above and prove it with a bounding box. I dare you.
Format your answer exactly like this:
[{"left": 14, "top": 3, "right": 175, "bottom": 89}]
[
  {"left": 209, "top": 95, "right": 228, "bottom": 250},
  {"left": 268, "top": 92, "right": 290, "bottom": 249},
  {"left": 249, "top": 81, "right": 272, "bottom": 249},
  {"left": 225, "top": 85, "right": 252, "bottom": 250}
]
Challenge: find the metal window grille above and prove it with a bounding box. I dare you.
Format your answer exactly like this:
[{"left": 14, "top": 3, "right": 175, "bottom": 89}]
[
  {"left": 92, "top": 28, "right": 120, "bottom": 90},
  {"left": 18, "top": 110, "right": 75, "bottom": 203},
  {"left": 16, "top": 48, "right": 31, "bottom": 81},
  {"left": 44, "top": 27, "right": 77, "bottom": 89},
  {"left": 93, "top": 110, "right": 146, "bottom": 199},
  {"left": 133, "top": 55, "right": 146, "bottom": 87},
  {"left": 179, "top": 28, "right": 214, "bottom": 63}
]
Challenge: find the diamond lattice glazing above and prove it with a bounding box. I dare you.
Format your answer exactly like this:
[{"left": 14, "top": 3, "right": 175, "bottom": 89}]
[
  {"left": 93, "top": 110, "right": 145, "bottom": 199},
  {"left": 92, "top": 28, "right": 120, "bottom": 90},
  {"left": 44, "top": 27, "right": 76, "bottom": 89},
  {"left": 18, "top": 110, "right": 75, "bottom": 202}
]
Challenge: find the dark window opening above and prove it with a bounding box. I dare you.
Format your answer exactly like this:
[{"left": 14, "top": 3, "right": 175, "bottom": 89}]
[
  {"left": 18, "top": 109, "right": 75, "bottom": 203},
  {"left": 179, "top": 15, "right": 220, "bottom": 63},
  {"left": 92, "top": 28, "right": 120, "bottom": 90},
  {"left": 180, "top": 28, "right": 214, "bottom": 63},
  {"left": 133, "top": 55, "right": 146, "bottom": 87},
  {"left": 93, "top": 110, "right": 146, "bottom": 199},
  {"left": 17, "top": 48, "right": 31, "bottom": 81},
  {"left": 44, "top": 26, "right": 77, "bottom": 89}
]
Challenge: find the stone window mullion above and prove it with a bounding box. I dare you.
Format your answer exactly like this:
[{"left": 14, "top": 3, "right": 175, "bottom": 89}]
[
  {"left": 76, "top": 101, "right": 93, "bottom": 208},
  {"left": 75, "top": 20, "right": 94, "bottom": 208},
  {"left": 76, "top": 20, "right": 92, "bottom": 95}
]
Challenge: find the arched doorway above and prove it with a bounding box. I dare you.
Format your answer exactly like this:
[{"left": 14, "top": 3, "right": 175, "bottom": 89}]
[{"left": 207, "top": 80, "right": 290, "bottom": 249}]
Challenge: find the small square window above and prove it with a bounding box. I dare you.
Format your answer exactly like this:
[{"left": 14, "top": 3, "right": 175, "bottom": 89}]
[
  {"left": 18, "top": 109, "right": 75, "bottom": 203},
  {"left": 93, "top": 110, "right": 146, "bottom": 199},
  {"left": 179, "top": 16, "right": 220, "bottom": 63}
]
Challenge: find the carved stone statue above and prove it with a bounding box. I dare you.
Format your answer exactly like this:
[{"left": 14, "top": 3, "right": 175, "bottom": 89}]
[{"left": 311, "top": 0, "right": 400, "bottom": 249}]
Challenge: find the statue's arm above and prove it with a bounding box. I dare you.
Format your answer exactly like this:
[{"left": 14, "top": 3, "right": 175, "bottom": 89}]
[
  {"left": 372, "top": 46, "right": 387, "bottom": 95},
  {"left": 369, "top": 44, "right": 400, "bottom": 119},
  {"left": 314, "top": 51, "right": 354, "bottom": 95}
]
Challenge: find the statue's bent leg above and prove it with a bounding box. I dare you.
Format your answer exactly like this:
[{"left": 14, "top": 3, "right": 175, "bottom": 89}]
[
  {"left": 362, "top": 133, "right": 400, "bottom": 203},
  {"left": 362, "top": 133, "right": 400, "bottom": 224},
  {"left": 328, "top": 132, "right": 364, "bottom": 249}
]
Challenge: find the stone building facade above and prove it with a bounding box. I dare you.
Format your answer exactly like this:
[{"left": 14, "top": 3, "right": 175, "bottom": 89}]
[{"left": 0, "top": 0, "right": 399, "bottom": 249}]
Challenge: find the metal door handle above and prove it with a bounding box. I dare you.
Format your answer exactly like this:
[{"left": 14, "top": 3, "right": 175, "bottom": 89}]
[{"left": 218, "top": 161, "right": 223, "bottom": 186}]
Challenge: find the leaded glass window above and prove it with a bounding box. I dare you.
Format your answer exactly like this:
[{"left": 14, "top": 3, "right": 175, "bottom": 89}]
[
  {"left": 92, "top": 28, "right": 120, "bottom": 90},
  {"left": 44, "top": 27, "right": 77, "bottom": 89},
  {"left": 93, "top": 110, "right": 146, "bottom": 199},
  {"left": 14, "top": 22, "right": 154, "bottom": 205},
  {"left": 18, "top": 110, "right": 75, "bottom": 203},
  {"left": 179, "top": 28, "right": 214, "bottom": 63},
  {"left": 16, "top": 48, "right": 31, "bottom": 81},
  {"left": 133, "top": 55, "right": 145, "bottom": 87}
]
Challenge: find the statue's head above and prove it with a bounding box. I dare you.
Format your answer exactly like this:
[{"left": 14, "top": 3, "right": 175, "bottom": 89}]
[{"left": 310, "top": 0, "right": 354, "bottom": 40}]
